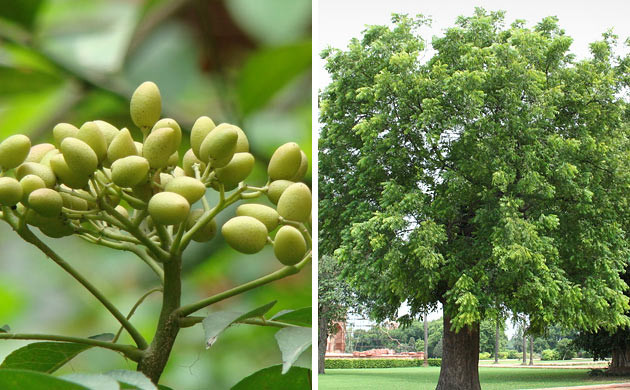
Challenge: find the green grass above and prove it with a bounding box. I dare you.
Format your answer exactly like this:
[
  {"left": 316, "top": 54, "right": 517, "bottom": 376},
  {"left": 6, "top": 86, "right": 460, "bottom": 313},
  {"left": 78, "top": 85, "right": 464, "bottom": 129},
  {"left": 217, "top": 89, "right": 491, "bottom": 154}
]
[{"left": 318, "top": 367, "right": 630, "bottom": 390}]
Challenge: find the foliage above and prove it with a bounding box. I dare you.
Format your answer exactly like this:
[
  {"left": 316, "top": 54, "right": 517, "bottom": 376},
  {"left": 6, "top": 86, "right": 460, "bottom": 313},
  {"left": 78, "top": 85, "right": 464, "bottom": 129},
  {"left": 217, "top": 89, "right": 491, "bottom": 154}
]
[
  {"left": 320, "top": 4, "right": 630, "bottom": 357},
  {"left": 319, "top": 255, "right": 356, "bottom": 333},
  {"left": 0, "top": 1, "right": 312, "bottom": 388},
  {"left": 325, "top": 358, "right": 441, "bottom": 369},
  {"left": 541, "top": 349, "right": 560, "bottom": 361},
  {"left": 479, "top": 352, "right": 491, "bottom": 360}
]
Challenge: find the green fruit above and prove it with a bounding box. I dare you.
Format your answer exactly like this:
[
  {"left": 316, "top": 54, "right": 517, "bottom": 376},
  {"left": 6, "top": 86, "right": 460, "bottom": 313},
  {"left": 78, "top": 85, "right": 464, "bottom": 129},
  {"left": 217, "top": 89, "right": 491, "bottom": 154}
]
[
  {"left": 148, "top": 192, "right": 190, "bottom": 225},
  {"left": 172, "top": 166, "right": 185, "bottom": 178},
  {"left": 107, "top": 128, "right": 138, "bottom": 163},
  {"left": 215, "top": 152, "right": 254, "bottom": 190},
  {"left": 143, "top": 127, "right": 178, "bottom": 169},
  {"left": 160, "top": 173, "right": 174, "bottom": 187},
  {"left": 236, "top": 203, "right": 279, "bottom": 232},
  {"left": 114, "top": 205, "right": 129, "bottom": 219},
  {"left": 93, "top": 120, "right": 119, "bottom": 146},
  {"left": 77, "top": 121, "right": 107, "bottom": 163},
  {"left": 60, "top": 192, "right": 88, "bottom": 211},
  {"left": 130, "top": 81, "right": 161, "bottom": 131},
  {"left": 0, "top": 134, "right": 31, "bottom": 170},
  {"left": 167, "top": 151, "right": 179, "bottom": 167},
  {"left": 28, "top": 188, "right": 63, "bottom": 217},
  {"left": 267, "top": 142, "right": 302, "bottom": 180},
  {"left": 221, "top": 216, "right": 268, "bottom": 254},
  {"left": 233, "top": 125, "right": 249, "bottom": 153},
  {"left": 25, "top": 143, "right": 56, "bottom": 163},
  {"left": 20, "top": 174, "right": 46, "bottom": 204},
  {"left": 290, "top": 150, "right": 308, "bottom": 181},
  {"left": 111, "top": 156, "right": 150, "bottom": 187},
  {"left": 164, "top": 176, "right": 206, "bottom": 204},
  {"left": 191, "top": 116, "right": 216, "bottom": 159},
  {"left": 274, "top": 225, "right": 307, "bottom": 265},
  {"left": 131, "top": 182, "right": 153, "bottom": 207},
  {"left": 187, "top": 209, "right": 217, "bottom": 242},
  {"left": 267, "top": 180, "right": 294, "bottom": 205},
  {"left": 0, "top": 177, "right": 23, "bottom": 206},
  {"left": 276, "top": 183, "right": 311, "bottom": 222},
  {"left": 25, "top": 209, "right": 73, "bottom": 237},
  {"left": 60, "top": 137, "right": 98, "bottom": 177},
  {"left": 53, "top": 123, "right": 79, "bottom": 147},
  {"left": 134, "top": 141, "right": 144, "bottom": 156},
  {"left": 16, "top": 162, "right": 56, "bottom": 188},
  {"left": 39, "top": 148, "right": 60, "bottom": 167},
  {"left": 152, "top": 118, "right": 181, "bottom": 150},
  {"left": 199, "top": 125, "right": 238, "bottom": 167},
  {"left": 183, "top": 149, "right": 206, "bottom": 177},
  {"left": 49, "top": 154, "right": 90, "bottom": 189}
]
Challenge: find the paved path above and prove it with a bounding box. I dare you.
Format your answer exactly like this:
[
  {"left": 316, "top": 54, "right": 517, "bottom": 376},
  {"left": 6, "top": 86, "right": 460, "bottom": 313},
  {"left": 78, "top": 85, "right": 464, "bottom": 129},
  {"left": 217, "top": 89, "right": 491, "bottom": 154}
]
[{"left": 527, "top": 383, "right": 630, "bottom": 390}]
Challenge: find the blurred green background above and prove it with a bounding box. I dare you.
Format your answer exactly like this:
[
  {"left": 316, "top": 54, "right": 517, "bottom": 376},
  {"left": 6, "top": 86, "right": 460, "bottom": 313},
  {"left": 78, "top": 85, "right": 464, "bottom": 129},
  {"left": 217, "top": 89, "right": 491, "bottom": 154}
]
[{"left": 0, "top": 0, "right": 311, "bottom": 388}]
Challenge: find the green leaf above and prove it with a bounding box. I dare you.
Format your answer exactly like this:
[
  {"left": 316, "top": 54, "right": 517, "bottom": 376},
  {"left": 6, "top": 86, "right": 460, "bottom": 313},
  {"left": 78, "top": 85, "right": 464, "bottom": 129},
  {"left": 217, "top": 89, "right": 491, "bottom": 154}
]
[
  {"left": 157, "top": 386, "right": 175, "bottom": 390},
  {"left": 231, "top": 365, "right": 310, "bottom": 390},
  {"left": 271, "top": 307, "right": 311, "bottom": 327},
  {"left": 292, "top": 346, "right": 312, "bottom": 370},
  {"left": 0, "top": 334, "right": 114, "bottom": 373},
  {"left": 0, "top": 324, "right": 9, "bottom": 333},
  {"left": 0, "top": 369, "right": 90, "bottom": 390},
  {"left": 203, "top": 301, "right": 276, "bottom": 348},
  {"left": 61, "top": 373, "right": 120, "bottom": 390},
  {"left": 237, "top": 41, "right": 311, "bottom": 116},
  {"left": 105, "top": 370, "right": 155, "bottom": 390},
  {"left": 274, "top": 326, "right": 311, "bottom": 374},
  {"left": 0, "top": 0, "right": 44, "bottom": 29}
]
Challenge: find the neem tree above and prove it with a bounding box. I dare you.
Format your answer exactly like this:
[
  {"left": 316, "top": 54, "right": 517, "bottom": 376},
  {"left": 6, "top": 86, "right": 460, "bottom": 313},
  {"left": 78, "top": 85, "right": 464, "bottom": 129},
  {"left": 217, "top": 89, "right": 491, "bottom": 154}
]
[
  {"left": 319, "top": 10, "right": 630, "bottom": 390},
  {"left": 0, "top": 82, "right": 312, "bottom": 388}
]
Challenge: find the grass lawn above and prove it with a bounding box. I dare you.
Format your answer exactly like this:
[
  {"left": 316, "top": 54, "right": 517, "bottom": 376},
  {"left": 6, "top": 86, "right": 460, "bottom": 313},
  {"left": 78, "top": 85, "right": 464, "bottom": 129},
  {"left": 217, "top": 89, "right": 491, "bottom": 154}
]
[{"left": 318, "top": 367, "right": 630, "bottom": 390}]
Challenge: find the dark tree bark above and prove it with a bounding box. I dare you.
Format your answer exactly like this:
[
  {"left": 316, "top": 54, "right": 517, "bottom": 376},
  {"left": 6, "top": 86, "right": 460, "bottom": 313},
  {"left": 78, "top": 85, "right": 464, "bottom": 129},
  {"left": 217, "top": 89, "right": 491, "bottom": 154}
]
[
  {"left": 529, "top": 335, "right": 534, "bottom": 366},
  {"left": 494, "top": 319, "right": 499, "bottom": 364},
  {"left": 608, "top": 347, "right": 630, "bottom": 375},
  {"left": 422, "top": 313, "right": 429, "bottom": 367},
  {"left": 522, "top": 331, "right": 527, "bottom": 365},
  {"left": 318, "top": 310, "right": 328, "bottom": 374},
  {"left": 436, "top": 314, "right": 480, "bottom": 390}
]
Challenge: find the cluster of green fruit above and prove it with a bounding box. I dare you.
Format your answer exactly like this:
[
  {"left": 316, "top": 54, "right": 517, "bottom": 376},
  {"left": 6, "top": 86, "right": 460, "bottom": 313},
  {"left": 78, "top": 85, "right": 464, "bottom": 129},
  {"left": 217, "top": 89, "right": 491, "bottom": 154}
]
[{"left": 0, "top": 82, "right": 311, "bottom": 266}]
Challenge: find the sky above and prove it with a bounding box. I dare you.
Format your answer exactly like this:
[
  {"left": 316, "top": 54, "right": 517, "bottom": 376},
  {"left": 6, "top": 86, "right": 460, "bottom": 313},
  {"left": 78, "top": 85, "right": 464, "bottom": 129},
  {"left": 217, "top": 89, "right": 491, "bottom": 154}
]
[
  {"left": 316, "top": 0, "right": 630, "bottom": 338},
  {"left": 317, "top": 0, "right": 630, "bottom": 91}
]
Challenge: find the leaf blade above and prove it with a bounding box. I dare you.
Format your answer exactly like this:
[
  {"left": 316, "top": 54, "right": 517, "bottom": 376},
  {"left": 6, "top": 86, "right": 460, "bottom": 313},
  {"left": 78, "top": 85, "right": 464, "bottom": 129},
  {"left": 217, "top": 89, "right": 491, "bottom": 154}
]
[
  {"left": 202, "top": 301, "right": 276, "bottom": 348},
  {"left": 231, "top": 364, "right": 310, "bottom": 390},
  {"left": 270, "top": 307, "right": 311, "bottom": 327},
  {"left": 274, "top": 326, "right": 312, "bottom": 374}
]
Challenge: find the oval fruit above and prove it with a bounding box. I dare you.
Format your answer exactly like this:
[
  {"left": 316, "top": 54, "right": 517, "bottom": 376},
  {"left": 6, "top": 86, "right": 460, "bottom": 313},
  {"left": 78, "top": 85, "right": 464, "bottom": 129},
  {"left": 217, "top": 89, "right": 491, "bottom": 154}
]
[
  {"left": 93, "top": 120, "right": 119, "bottom": 146},
  {"left": 274, "top": 225, "right": 307, "bottom": 265},
  {"left": 187, "top": 209, "right": 217, "bottom": 242},
  {"left": 143, "top": 127, "right": 177, "bottom": 169},
  {"left": 60, "top": 192, "right": 88, "bottom": 211},
  {"left": 77, "top": 121, "right": 107, "bottom": 163},
  {"left": 233, "top": 125, "right": 249, "bottom": 153},
  {"left": 52, "top": 123, "right": 79, "bottom": 147},
  {"left": 164, "top": 176, "right": 206, "bottom": 204},
  {"left": 236, "top": 203, "right": 279, "bottom": 232},
  {"left": 0, "top": 134, "right": 31, "bottom": 170},
  {"left": 276, "top": 183, "right": 311, "bottom": 222},
  {"left": 214, "top": 152, "right": 254, "bottom": 190},
  {"left": 0, "top": 177, "right": 23, "bottom": 206},
  {"left": 152, "top": 118, "right": 181, "bottom": 151},
  {"left": 221, "top": 216, "right": 268, "bottom": 254},
  {"left": 190, "top": 116, "right": 216, "bottom": 159},
  {"left": 130, "top": 81, "right": 161, "bottom": 130},
  {"left": 267, "top": 142, "right": 302, "bottom": 180},
  {"left": 50, "top": 154, "right": 90, "bottom": 189},
  {"left": 107, "top": 128, "right": 138, "bottom": 163},
  {"left": 182, "top": 149, "right": 206, "bottom": 177},
  {"left": 60, "top": 137, "right": 98, "bottom": 177},
  {"left": 28, "top": 188, "right": 63, "bottom": 217},
  {"left": 25, "top": 143, "right": 56, "bottom": 164},
  {"left": 16, "top": 162, "right": 56, "bottom": 188},
  {"left": 19, "top": 174, "right": 46, "bottom": 204},
  {"left": 290, "top": 150, "right": 308, "bottom": 181},
  {"left": 267, "top": 180, "right": 294, "bottom": 205},
  {"left": 148, "top": 191, "right": 190, "bottom": 225},
  {"left": 199, "top": 125, "right": 238, "bottom": 168},
  {"left": 111, "top": 156, "right": 150, "bottom": 187}
]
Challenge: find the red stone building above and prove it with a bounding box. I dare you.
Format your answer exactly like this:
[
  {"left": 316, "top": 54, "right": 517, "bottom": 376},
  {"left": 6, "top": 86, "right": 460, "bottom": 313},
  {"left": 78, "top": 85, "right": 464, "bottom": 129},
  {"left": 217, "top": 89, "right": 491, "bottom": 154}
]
[{"left": 326, "top": 321, "right": 346, "bottom": 353}]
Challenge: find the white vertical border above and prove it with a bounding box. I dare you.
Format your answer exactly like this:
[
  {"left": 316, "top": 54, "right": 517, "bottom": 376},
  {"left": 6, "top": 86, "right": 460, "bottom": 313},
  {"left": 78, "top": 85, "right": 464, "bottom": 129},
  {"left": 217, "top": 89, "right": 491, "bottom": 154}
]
[{"left": 311, "top": 0, "right": 320, "bottom": 386}]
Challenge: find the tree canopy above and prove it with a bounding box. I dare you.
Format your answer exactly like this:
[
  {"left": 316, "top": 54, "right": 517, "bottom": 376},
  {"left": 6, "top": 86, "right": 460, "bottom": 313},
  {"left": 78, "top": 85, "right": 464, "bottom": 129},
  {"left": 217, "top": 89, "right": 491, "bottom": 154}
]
[{"left": 320, "top": 8, "right": 630, "bottom": 339}]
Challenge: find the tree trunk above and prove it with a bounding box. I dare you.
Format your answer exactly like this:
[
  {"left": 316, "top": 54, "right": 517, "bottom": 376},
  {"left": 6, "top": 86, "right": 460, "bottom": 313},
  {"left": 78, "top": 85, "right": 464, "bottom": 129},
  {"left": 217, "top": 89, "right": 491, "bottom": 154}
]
[
  {"left": 608, "top": 346, "right": 630, "bottom": 375},
  {"left": 494, "top": 319, "right": 499, "bottom": 364},
  {"left": 424, "top": 314, "right": 428, "bottom": 367},
  {"left": 529, "top": 335, "right": 534, "bottom": 366},
  {"left": 522, "top": 331, "right": 527, "bottom": 365},
  {"left": 318, "top": 310, "right": 328, "bottom": 374},
  {"left": 436, "top": 314, "right": 480, "bottom": 390}
]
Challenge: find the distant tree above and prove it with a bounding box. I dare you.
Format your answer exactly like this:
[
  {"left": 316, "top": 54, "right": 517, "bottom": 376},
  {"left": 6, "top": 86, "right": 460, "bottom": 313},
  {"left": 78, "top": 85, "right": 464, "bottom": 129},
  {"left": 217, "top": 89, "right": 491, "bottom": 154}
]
[
  {"left": 318, "top": 255, "right": 356, "bottom": 374},
  {"left": 320, "top": 9, "right": 630, "bottom": 389}
]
